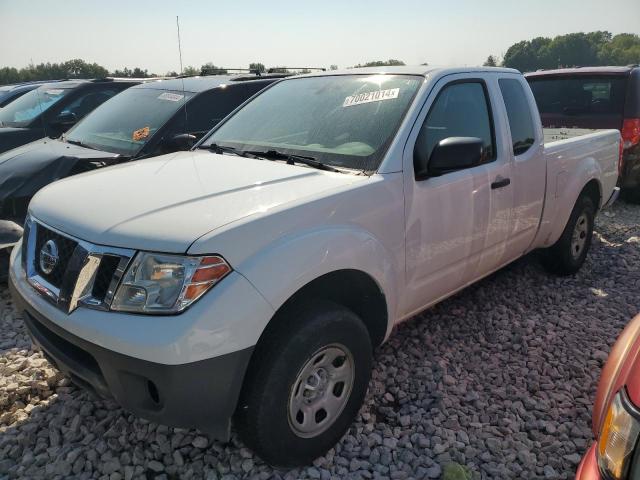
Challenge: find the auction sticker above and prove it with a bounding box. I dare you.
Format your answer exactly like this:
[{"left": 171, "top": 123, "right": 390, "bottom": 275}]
[
  {"left": 132, "top": 126, "right": 150, "bottom": 141},
  {"left": 158, "top": 92, "right": 184, "bottom": 102},
  {"left": 45, "top": 89, "right": 64, "bottom": 95},
  {"left": 343, "top": 88, "right": 399, "bottom": 107}
]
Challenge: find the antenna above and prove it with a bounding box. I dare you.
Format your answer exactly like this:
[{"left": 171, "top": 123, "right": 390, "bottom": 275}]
[{"left": 176, "top": 16, "right": 188, "bottom": 135}]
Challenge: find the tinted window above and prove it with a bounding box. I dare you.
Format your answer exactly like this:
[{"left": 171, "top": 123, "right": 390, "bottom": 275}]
[
  {"left": 184, "top": 82, "right": 267, "bottom": 136},
  {"left": 528, "top": 76, "right": 627, "bottom": 116},
  {"left": 203, "top": 75, "right": 422, "bottom": 172},
  {"left": 499, "top": 79, "right": 536, "bottom": 155},
  {"left": 415, "top": 81, "right": 495, "bottom": 168},
  {"left": 61, "top": 87, "right": 120, "bottom": 121}
]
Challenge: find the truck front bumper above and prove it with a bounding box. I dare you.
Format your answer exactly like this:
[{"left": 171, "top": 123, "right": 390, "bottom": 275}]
[
  {"left": 10, "top": 276, "right": 252, "bottom": 440},
  {"left": 7, "top": 244, "right": 271, "bottom": 441}
]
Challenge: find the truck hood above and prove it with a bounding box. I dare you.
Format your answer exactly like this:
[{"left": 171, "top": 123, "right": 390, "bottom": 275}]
[
  {"left": 30, "top": 150, "right": 366, "bottom": 252},
  {"left": 0, "top": 138, "right": 122, "bottom": 221}
]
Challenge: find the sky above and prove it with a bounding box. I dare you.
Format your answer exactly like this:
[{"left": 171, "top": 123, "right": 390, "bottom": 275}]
[{"left": 1, "top": 0, "right": 639, "bottom": 74}]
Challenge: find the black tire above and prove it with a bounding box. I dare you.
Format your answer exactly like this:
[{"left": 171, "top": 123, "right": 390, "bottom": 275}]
[
  {"left": 235, "top": 300, "right": 373, "bottom": 467},
  {"left": 541, "top": 195, "right": 595, "bottom": 276},
  {"left": 0, "top": 249, "right": 9, "bottom": 284}
]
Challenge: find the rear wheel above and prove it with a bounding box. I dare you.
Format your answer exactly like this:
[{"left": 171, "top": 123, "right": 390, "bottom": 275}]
[
  {"left": 541, "top": 195, "right": 595, "bottom": 276},
  {"left": 235, "top": 300, "right": 373, "bottom": 467}
]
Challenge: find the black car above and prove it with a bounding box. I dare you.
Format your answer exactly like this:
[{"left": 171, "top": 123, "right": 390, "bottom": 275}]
[
  {"left": 0, "top": 80, "right": 64, "bottom": 108},
  {"left": 0, "top": 74, "right": 282, "bottom": 253},
  {"left": 0, "top": 79, "right": 142, "bottom": 154},
  {"left": 526, "top": 66, "right": 640, "bottom": 202}
]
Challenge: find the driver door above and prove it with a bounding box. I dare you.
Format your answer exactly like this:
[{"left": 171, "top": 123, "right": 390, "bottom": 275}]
[{"left": 401, "top": 74, "right": 513, "bottom": 317}]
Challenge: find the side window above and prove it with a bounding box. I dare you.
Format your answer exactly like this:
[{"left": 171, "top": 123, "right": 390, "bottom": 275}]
[
  {"left": 62, "top": 88, "right": 119, "bottom": 120},
  {"left": 499, "top": 79, "right": 536, "bottom": 155},
  {"left": 414, "top": 81, "right": 495, "bottom": 170},
  {"left": 185, "top": 83, "right": 267, "bottom": 138}
]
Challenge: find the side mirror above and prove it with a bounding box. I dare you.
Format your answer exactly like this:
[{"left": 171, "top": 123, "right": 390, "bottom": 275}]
[
  {"left": 166, "top": 133, "right": 197, "bottom": 151},
  {"left": 415, "top": 137, "right": 484, "bottom": 179},
  {"left": 50, "top": 111, "right": 77, "bottom": 129}
]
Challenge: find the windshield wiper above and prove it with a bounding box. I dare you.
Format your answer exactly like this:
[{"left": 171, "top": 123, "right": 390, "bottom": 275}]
[
  {"left": 244, "top": 149, "right": 342, "bottom": 173},
  {"left": 201, "top": 143, "right": 256, "bottom": 159}
]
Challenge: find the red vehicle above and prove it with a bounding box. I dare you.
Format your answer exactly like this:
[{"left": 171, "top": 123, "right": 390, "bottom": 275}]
[
  {"left": 526, "top": 67, "right": 640, "bottom": 202},
  {"left": 577, "top": 314, "right": 640, "bottom": 480}
]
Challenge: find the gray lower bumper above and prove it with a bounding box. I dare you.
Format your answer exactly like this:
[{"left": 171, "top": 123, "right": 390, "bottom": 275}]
[{"left": 9, "top": 275, "right": 254, "bottom": 440}]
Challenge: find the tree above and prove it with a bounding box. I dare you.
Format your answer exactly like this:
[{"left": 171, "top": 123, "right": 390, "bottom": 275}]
[
  {"left": 502, "top": 31, "right": 640, "bottom": 72},
  {"left": 200, "top": 63, "right": 227, "bottom": 75},
  {"left": 353, "top": 59, "right": 405, "bottom": 68},
  {"left": 111, "top": 67, "right": 151, "bottom": 78},
  {"left": 249, "top": 62, "right": 266, "bottom": 73},
  {"left": 181, "top": 65, "right": 199, "bottom": 76},
  {"left": 483, "top": 55, "right": 498, "bottom": 67},
  {"left": 330, "top": 64, "right": 339, "bottom": 70}
]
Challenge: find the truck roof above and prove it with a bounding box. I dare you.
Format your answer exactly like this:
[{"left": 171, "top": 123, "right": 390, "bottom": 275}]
[
  {"left": 299, "top": 65, "right": 520, "bottom": 78},
  {"left": 525, "top": 66, "right": 637, "bottom": 78}
]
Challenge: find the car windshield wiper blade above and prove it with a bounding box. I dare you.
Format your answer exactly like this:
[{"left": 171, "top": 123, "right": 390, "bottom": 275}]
[
  {"left": 245, "top": 149, "right": 342, "bottom": 173},
  {"left": 201, "top": 143, "right": 255, "bottom": 158}
]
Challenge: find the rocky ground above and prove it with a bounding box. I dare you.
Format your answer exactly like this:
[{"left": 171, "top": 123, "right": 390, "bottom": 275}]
[{"left": 1, "top": 201, "right": 639, "bottom": 480}]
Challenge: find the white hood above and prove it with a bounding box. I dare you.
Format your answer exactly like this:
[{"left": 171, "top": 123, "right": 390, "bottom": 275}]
[{"left": 30, "top": 150, "right": 365, "bottom": 252}]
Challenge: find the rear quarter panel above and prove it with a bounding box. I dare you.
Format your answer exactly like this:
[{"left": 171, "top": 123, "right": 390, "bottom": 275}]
[{"left": 531, "top": 130, "right": 619, "bottom": 249}]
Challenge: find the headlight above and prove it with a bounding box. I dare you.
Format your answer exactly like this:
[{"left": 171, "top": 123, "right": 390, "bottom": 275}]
[
  {"left": 597, "top": 389, "right": 640, "bottom": 479},
  {"left": 111, "top": 252, "right": 231, "bottom": 313}
]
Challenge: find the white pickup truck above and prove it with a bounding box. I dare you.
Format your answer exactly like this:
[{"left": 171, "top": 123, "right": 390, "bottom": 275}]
[{"left": 9, "top": 66, "right": 620, "bottom": 466}]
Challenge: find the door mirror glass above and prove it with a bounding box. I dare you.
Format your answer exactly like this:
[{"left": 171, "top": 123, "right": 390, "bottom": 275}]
[
  {"left": 166, "top": 133, "right": 197, "bottom": 151},
  {"left": 415, "top": 136, "right": 483, "bottom": 178},
  {"left": 51, "top": 111, "right": 77, "bottom": 128}
]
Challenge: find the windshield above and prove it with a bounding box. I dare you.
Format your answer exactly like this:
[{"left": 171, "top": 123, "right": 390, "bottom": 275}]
[
  {"left": 65, "top": 88, "right": 194, "bottom": 155},
  {"left": 0, "top": 86, "right": 71, "bottom": 127},
  {"left": 202, "top": 74, "right": 422, "bottom": 171}
]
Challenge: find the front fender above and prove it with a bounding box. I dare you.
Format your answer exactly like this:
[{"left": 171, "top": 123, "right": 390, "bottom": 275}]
[{"left": 233, "top": 225, "right": 399, "bottom": 341}]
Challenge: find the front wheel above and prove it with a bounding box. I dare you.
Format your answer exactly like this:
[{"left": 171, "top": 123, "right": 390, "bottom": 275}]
[
  {"left": 541, "top": 195, "right": 595, "bottom": 276},
  {"left": 235, "top": 300, "right": 373, "bottom": 467}
]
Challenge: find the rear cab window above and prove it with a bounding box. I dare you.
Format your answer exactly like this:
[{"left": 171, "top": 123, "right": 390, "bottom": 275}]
[{"left": 499, "top": 78, "right": 536, "bottom": 155}]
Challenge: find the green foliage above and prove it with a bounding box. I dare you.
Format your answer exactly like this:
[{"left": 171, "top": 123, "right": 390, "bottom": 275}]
[
  {"left": 0, "top": 58, "right": 109, "bottom": 85},
  {"left": 111, "top": 67, "right": 153, "bottom": 78},
  {"left": 200, "top": 63, "right": 227, "bottom": 75},
  {"left": 443, "top": 463, "right": 473, "bottom": 480},
  {"left": 181, "top": 65, "right": 199, "bottom": 76},
  {"left": 483, "top": 55, "right": 498, "bottom": 67},
  {"left": 249, "top": 62, "right": 266, "bottom": 73},
  {"left": 353, "top": 59, "right": 406, "bottom": 68},
  {"left": 503, "top": 31, "right": 640, "bottom": 72}
]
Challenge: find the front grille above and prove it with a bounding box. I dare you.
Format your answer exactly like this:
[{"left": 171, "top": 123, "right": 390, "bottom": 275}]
[
  {"left": 34, "top": 226, "right": 78, "bottom": 288},
  {"left": 91, "top": 255, "right": 121, "bottom": 301},
  {"left": 23, "top": 218, "right": 135, "bottom": 313}
]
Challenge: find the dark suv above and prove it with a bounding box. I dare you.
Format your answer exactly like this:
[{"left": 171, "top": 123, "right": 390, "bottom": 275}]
[
  {"left": 0, "top": 79, "right": 141, "bottom": 154},
  {"left": 526, "top": 66, "right": 640, "bottom": 202}
]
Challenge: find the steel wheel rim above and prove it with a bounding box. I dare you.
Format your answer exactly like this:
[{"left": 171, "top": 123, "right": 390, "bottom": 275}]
[
  {"left": 571, "top": 213, "right": 589, "bottom": 259},
  {"left": 288, "top": 343, "right": 355, "bottom": 438}
]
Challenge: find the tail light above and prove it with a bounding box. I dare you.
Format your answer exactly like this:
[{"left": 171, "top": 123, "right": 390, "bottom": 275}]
[{"left": 621, "top": 118, "right": 640, "bottom": 149}]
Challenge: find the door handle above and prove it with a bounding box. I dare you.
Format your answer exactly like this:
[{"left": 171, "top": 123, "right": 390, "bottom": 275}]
[{"left": 491, "top": 177, "right": 511, "bottom": 189}]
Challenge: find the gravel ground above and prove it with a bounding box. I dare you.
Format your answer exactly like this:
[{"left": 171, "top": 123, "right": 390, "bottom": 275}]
[{"left": 1, "top": 201, "right": 639, "bottom": 480}]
